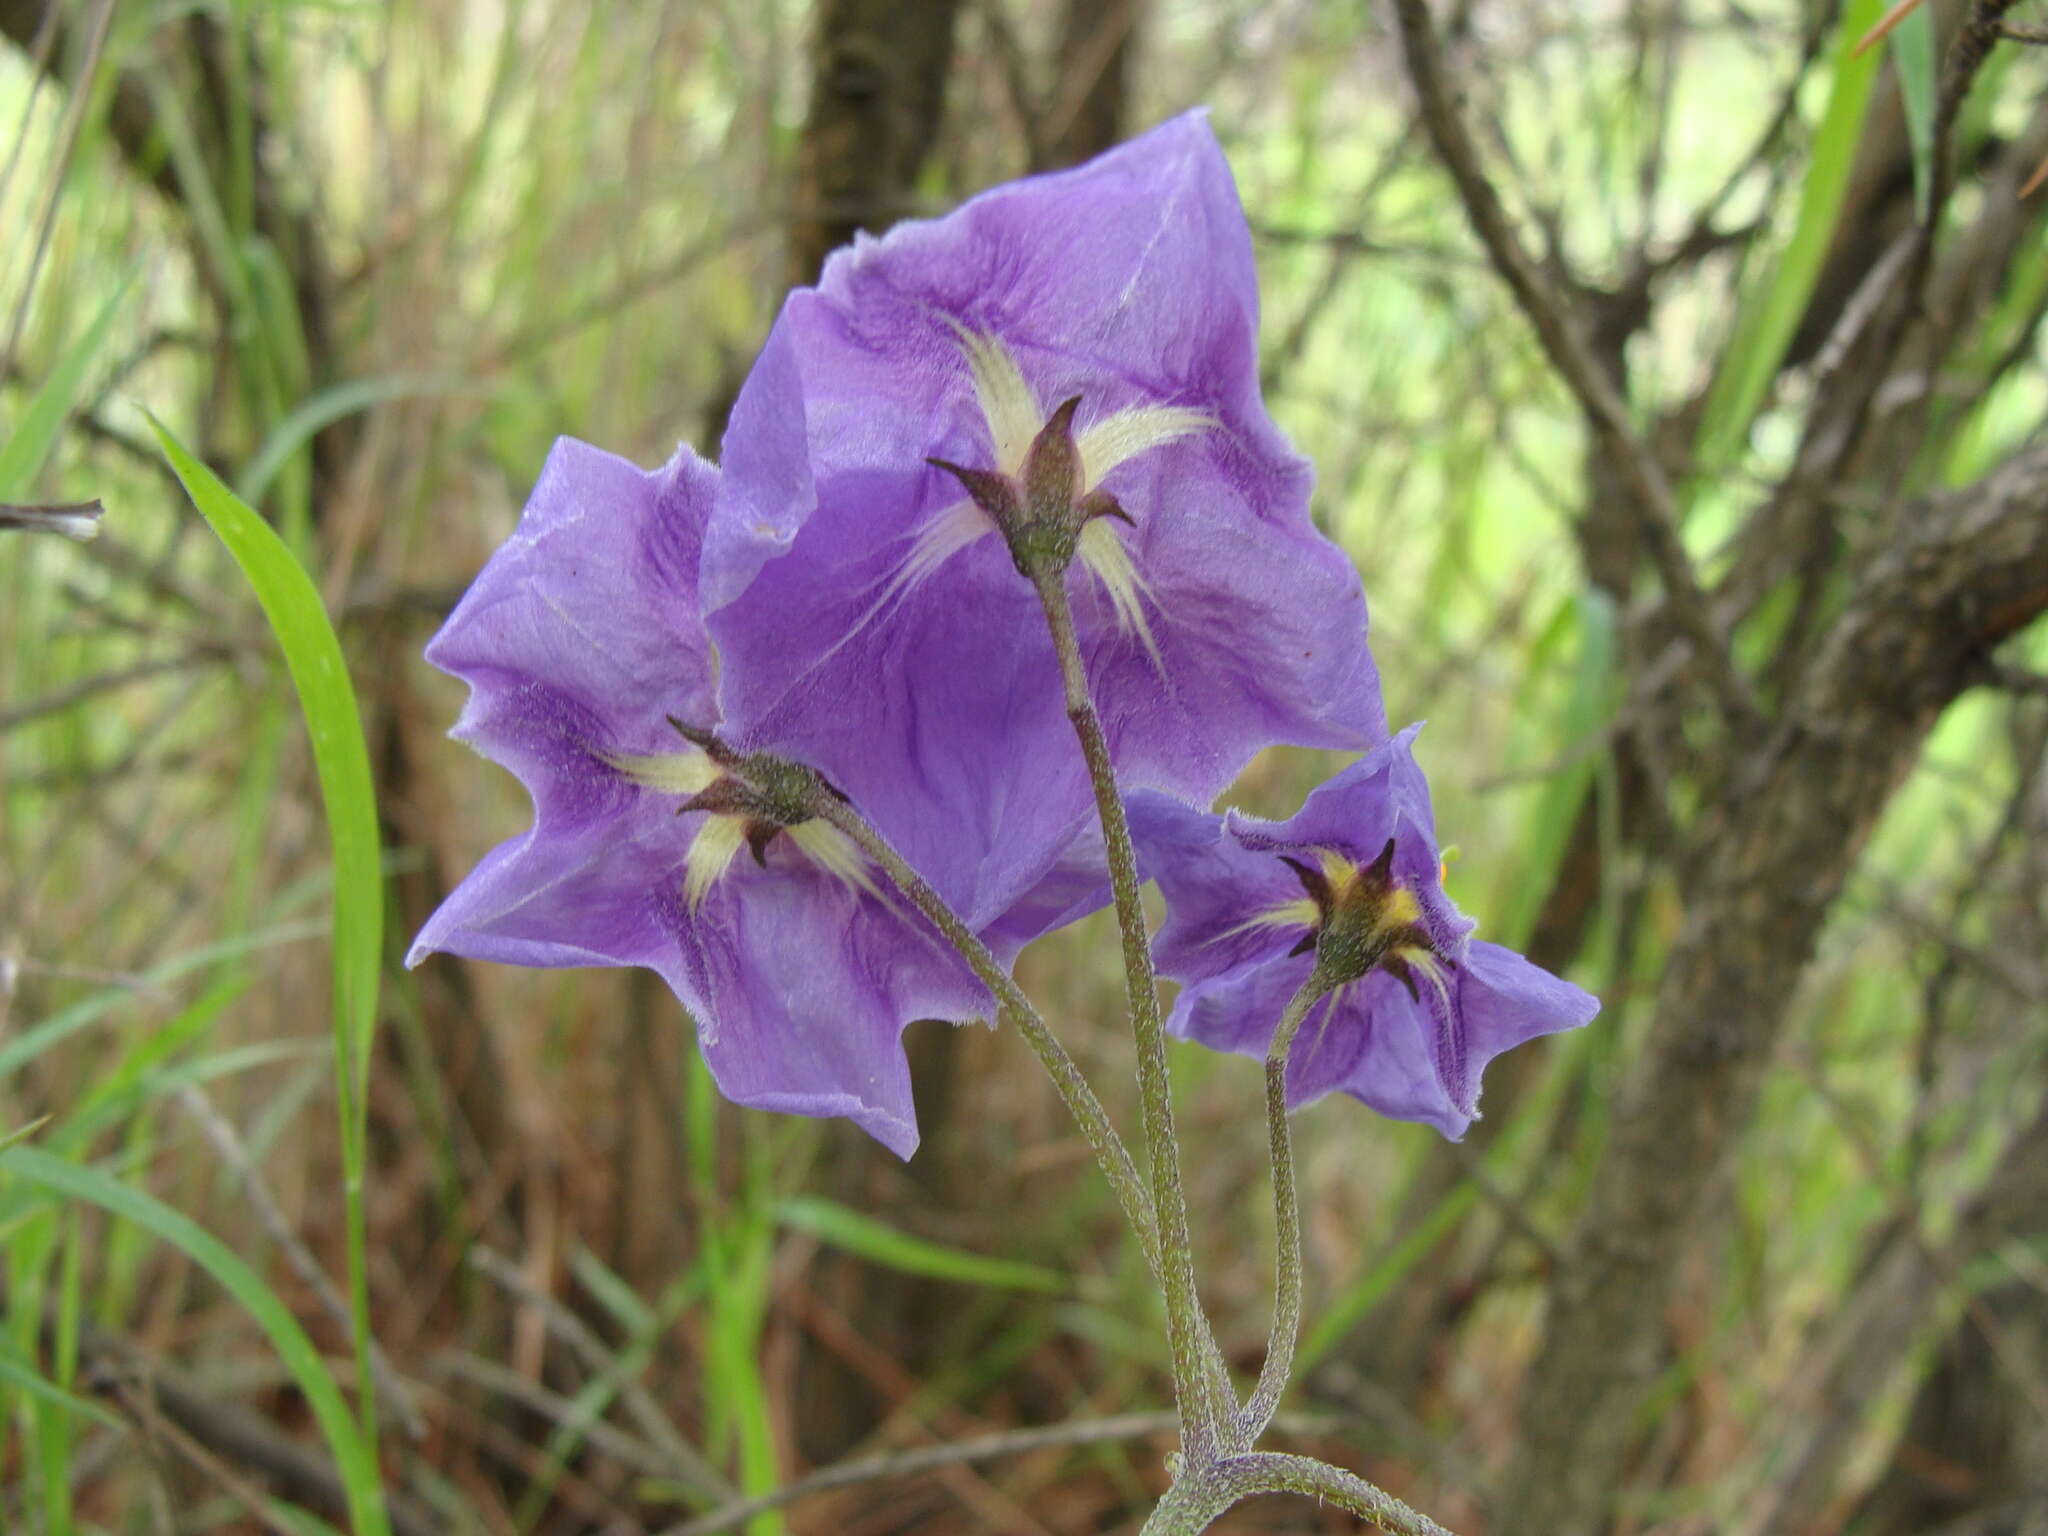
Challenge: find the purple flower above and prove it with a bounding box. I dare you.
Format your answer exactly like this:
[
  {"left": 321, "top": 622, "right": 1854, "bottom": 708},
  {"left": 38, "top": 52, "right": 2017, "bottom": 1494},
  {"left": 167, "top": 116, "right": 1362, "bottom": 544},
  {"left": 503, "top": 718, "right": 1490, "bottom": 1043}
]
[
  {"left": 406, "top": 437, "right": 996, "bottom": 1157},
  {"left": 703, "top": 112, "right": 1384, "bottom": 932},
  {"left": 1130, "top": 727, "right": 1598, "bottom": 1138}
]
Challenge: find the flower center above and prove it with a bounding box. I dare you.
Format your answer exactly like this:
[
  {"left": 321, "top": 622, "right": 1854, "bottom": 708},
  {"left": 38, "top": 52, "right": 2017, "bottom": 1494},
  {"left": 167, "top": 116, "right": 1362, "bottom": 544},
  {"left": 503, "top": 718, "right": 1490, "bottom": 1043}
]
[
  {"left": 927, "top": 395, "right": 1132, "bottom": 582},
  {"left": 1274, "top": 838, "right": 1456, "bottom": 1004},
  {"left": 605, "top": 721, "right": 878, "bottom": 910},
  {"left": 839, "top": 326, "right": 1213, "bottom": 671}
]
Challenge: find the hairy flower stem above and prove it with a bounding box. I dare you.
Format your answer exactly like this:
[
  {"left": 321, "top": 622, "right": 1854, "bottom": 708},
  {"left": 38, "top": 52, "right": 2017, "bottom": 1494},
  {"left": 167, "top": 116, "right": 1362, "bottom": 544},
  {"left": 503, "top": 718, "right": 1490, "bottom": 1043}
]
[
  {"left": 814, "top": 797, "right": 1163, "bottom": 1276},
  {"left": 820, "top": 788, "right": 1239, "bottom": 1423},
  {"left": 1139, "top": 1453, "right": 1457, "bottom": 1536},
  {"left": 1030, "top": 570, "right": 1231, "bottom": 1458},
  {"left": 1238, "top": 971, "right": 1332, "bottom": 1442}
]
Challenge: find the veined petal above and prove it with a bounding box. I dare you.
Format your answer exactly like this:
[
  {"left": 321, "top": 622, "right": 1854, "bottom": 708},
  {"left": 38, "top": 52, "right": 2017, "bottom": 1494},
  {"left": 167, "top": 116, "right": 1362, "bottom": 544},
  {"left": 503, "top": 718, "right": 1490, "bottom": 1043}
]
[
  {"left": 1076, "top": 405, "right": 1215, "bottom": 490},
  {"left": 409, "top": 797, "right": 684, "bottom": 974},
  {"left": 428, "top": 440, "right": 719, "bottom": 785},
  {"left": 419, "top": 428, "right": 1020, "bottom": 1160},
  {"left": 670, "top": 867, "right": 990, "bottom": 1159},
  {"left": 948, "top": 322, "right": 1041, "bottom": 474}
]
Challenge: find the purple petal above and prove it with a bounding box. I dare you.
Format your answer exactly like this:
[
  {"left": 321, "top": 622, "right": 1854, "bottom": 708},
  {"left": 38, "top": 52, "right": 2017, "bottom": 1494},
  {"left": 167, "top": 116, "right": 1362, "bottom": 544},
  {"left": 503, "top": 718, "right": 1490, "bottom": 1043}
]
[
  {"left": 1294, "top": 976, "right": 1475, "bottom": 1137},
  {"left": 410, "top": 796, "right": 684, "bottom": 972},
  {"left": 1251, "top": 723, "right": 1436, "bottom": 860},
  {"left": 1168, "top": 945, "right": 1319, "bottom": 1059},
  {"left": 1140, "top": 727, "right": 1597, "bottom": 1138},
  {"left": 669, "top": 859, "right": 991, "bottom": 1160},
  {"left": 1441, "top": 940, "right": 1602, "bottom": 1119},
  {"left": 1168, "top": 948, "right": 1482, "bottom": 1139},
  {"left": 1130, "top": 789, "right": 1309, "bottom": 984},
  {"left": 702, "top": 318, "right": 815, "bottom": 611},
  {"left": 429, "top": 438, "right": 719, "bottom": 776},
  {"left": 707, "top": 112, "right": 1384, "bottom": 927},
  {"left": 981, "top": 822, "right": 1113, "bottom": 966},
  {"left": 411, "top": 437, "right": 994, "bottom": 1158},
  {"left": 411, "top": 439, "right": 720, "bottom": 967}
]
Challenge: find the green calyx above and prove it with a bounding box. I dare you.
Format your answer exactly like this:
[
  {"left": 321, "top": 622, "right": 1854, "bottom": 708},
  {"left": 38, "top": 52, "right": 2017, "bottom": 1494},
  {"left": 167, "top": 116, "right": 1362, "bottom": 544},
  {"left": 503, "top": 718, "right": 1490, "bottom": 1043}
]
[
  {"left": 928, "top": 393, "right": 1129, "bottom": 583},
  {"left": 1280, "top": 839, "right": 1453, "bottom": 1000}
]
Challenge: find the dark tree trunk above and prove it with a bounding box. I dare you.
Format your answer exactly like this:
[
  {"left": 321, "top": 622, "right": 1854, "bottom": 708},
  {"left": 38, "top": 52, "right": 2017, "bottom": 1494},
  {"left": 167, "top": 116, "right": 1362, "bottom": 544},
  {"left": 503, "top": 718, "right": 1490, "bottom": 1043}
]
[
  {"left": 1041, "top": 0, "right": 1140, "bottom": 169},
  {"left": 1841, "top": 1099, "right": 2048, "bottom": 1536},
  {"left": 788, "top": 0, "right": 965, "bottom": 288},
  {"left": 1507, "top": 447, "right": 2048, "bottom": 1533}
]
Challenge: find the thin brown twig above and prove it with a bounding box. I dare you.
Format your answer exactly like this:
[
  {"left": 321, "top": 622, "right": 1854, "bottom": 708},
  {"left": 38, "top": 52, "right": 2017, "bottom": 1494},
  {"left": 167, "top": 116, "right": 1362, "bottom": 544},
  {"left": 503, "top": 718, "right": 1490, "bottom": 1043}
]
[
  {"left": 429, "top": 1351, "right": 679, "bottom": 1479},
  {"left": 1387, "top": 0, "right": 1759, "bottom": 730},
  {"left": 176, "top": 1084, "right": 424, "bottom": 1439},
  {"left": 107, "top": 1375, "right": 306, "bottom": 1536},
  {"left": 658, "top": 1412, "right": 1214, "bottom": 1536},
  {"left": 0, "top": 649, "right": 232, "bottom": 735},
  {"left": 464, "top": 1244, "right": 735, "bottom": 1502},
  {"left": 37, "top": 1306, "right": 442, "bottom": 1536}
]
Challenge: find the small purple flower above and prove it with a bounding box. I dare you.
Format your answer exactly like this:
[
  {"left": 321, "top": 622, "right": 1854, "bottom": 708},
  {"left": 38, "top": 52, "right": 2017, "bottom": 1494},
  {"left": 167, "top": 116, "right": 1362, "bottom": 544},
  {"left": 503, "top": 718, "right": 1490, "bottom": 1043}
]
[
  {"left": 704, "top": 112, "right": 1384, "bottom": 932},
  {"left": 1130, "top": 727, "right": 1598, "bottom": 1138},
  {"left": 406, "top": 437, "right": 996, "bottom": 1157}
]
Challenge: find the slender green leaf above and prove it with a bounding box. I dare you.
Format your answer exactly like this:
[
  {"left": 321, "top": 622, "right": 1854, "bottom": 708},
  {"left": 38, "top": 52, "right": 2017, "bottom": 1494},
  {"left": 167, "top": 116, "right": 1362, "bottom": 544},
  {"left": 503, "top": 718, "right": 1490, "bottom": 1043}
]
[
  {"left": 1694, "top": 0, "right": 1888, "bottom": 473},
  {"left": 0, "top": 1147, "right": 391, "bottom": 1536},
  {"left": 1298, "top": 1183, "right": 1481, "bottom": 1371},
  {"left": 569, "top": 1244, "right": 657, "bottom": 1335},
  {"left": 0, "top": 1340, "right": 125, "bottom": 1432},
  {"left": 0, "top": 921, "right": 322, "bottom": 1084},
  {"left": 775, "top": 1195, "right": 1070, "bottom": 1293},
  {"left": 1892, "top": 2, "right": 1938, "bottom": 221},
  {"left": 150, "top": 416, "right": 385, "bottom": 1448},
  {"left": 237, "top": 374, "right": 467, "bottom": 507},
  {"left": 260, "top": 1504, "right": 348, "bottom": 1536},
  {"left": 1498, "top": 590, "right": 1620, "bottom": 949},
  {"left": 148, "top": 421, "right": 382, "bottom": 1104}
]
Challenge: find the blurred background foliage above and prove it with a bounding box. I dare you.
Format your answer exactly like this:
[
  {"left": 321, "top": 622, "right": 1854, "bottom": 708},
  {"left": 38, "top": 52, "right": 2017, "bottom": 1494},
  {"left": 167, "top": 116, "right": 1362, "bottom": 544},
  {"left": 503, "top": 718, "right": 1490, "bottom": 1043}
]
[{"left": 0, "top": 0, "right": 2044, "bottom": 1531}]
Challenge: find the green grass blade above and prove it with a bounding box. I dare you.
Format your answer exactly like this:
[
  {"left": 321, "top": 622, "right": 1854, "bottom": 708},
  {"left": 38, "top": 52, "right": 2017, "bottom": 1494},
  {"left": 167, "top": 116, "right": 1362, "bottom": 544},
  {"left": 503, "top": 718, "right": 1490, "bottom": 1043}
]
[
  {"left": 0, "top": 1118, "right": 50, "bottom": 1153},
  {"left": 0, "top": 921, "right": 322, "bottom": 1084},
  {"left": 36, "top": 1210, "right": 83, "bottom": 1532},
  {"left": 1891, "top": 2, "right": 1938, "bottom": 222},
  {"left": 775, "top": 1195, "right": 1070, "bottom": 1294},
  {"left": 1297, "top": 1183, "right": 1481, "bottom": 1372},
  {"left": 1497, "top": 590, "right": 1620, "bottom": 949},
  {"left": 0, "top": 1339, "right": 125, "bottom": 1432},
  {"left": 0, "top": 278, "right": 129, "bottom": 500},
  {"left": 1693, "top": 0, "right": 1887, "bottom": 474},
  {"left": 0, "top": 1146, "right": 391, "bottom": 1536},
  {"left": 149, "top": 416, "right": 385, "bottom": 1450},
  {"left": 236, "top": 374, "right": 467, "bottom": 507}
]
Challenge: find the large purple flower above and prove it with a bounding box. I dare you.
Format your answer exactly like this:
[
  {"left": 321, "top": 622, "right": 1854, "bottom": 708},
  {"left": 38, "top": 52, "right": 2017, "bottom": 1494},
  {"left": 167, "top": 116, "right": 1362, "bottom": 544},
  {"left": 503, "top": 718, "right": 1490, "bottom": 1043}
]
[
  {"left": 1130, "top": 728, "right": 1598, "bottom": 1137},
  {"left": 704, "top": 112, "right": 1384, "bottom": 932},
  {"left": 407, "top": 437, "right": 996, "bottom": 1157}
]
